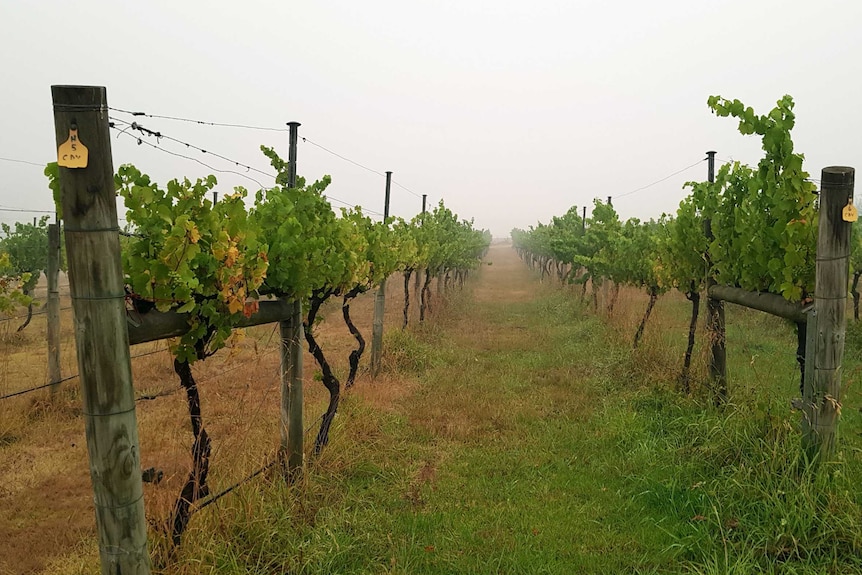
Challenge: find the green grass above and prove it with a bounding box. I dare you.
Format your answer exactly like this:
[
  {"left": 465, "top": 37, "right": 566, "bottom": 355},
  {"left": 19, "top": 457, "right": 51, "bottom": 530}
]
[{"left": 159, "top": 260, "right": 862, "bottom": 575}]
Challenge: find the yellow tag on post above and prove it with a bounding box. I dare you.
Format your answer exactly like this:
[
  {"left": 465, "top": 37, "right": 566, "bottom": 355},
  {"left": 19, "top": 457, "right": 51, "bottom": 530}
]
[
  {"left": 57, "top": 128, "right": 88, "bottom": 168},
  {"left": 843, "top": 202, "right": 858, "bottom": 223}
]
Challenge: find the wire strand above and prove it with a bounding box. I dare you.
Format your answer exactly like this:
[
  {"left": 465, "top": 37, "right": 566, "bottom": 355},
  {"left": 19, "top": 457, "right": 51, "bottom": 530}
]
[
  {"left": 0, "top": 344, "right": 168, "bottom": 401},
  {"left": 302, "top": 136, "right": 424, "bottom": 200},
  {"left": 194, "top": 459, "right": 277, "bottom": 512},
  {"left": 109, "top": 107, "right": 289, "bottom": 132},
  {"left": 0, "top": 374, "right": 79, "bottom": 401},
  {"left": 111, "top": 119, "right": 277, "bottom": 183},
  {"left": 0, "top": 305, "right": 73, "bottom": 324},
  {"left": 616, "top": 159, "right": 707, "bottom": 199},
  {"left": 111, "top": 111, "right": 423, "bottom": 210},
  {"left": 392, "top": 180, "right": 423, "bottom": 199},
  {"left": 110, "top": 125, "right": 271, "bottom": 189},
  {"left": 0, "top": 157, "right": 45, "bottom": 168},
  {"left": 0, "top": 206, "right": 55, "bottom": 215},
  {"left": 326, "top": 195, "right": 384, "bottom": 217},
  {"left": 110, "top": 121, "right": 382, "bottom": 215},
  {"left": 301, "top": 137, "right": 387, "bottom": 178}
]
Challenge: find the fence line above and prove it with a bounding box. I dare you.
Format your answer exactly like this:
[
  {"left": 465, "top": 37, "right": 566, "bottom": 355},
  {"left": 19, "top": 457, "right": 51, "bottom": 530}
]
[
  {"left": 0, "top": 305, "right": 73, "bottom": 324},
  {"left": 0, "top": 346, "right": 169, "bottom": 402},
  {"left": 0, "top": 373, "right": 79, "bottom": 401}
]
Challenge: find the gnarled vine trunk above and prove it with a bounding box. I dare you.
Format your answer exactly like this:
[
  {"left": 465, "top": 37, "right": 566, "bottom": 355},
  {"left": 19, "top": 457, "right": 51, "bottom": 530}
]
[
  {"left": 170, "top": 358, "right": 211, "bottom": 547},
  {"left": 607, "top": 283, "right": 620, "bottom": 315},
  {"left": 342, "top": 286, "right": 365, "bottom": 389},
  {"left": 852, "top": 271, "right": 860, "bottom": 321},
  {"left": 16, "top": 290, "right": 33, "bottom": 332},
  {"left": 633, "top": 287, "right": 659, "bottom": 349},
  {"left": 796, "top": 320, "right": 806, "bottom": 396},
  {"left": 402, "top": 269, "right": 412, "bottom": 329},
  {"left": 304, "top": 290, "right": 340, "bottom": 455},
  {"left": 680, "top": 286, "right": 700, "bottom": 394},
  {"left": 420, "top": 268, "right": 432, "bottom": 322}
]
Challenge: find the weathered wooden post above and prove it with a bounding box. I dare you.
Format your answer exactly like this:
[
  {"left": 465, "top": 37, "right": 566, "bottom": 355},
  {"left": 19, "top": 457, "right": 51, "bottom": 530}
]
[
  {"left": 51, "top": 85, "right": 151, "bottom": 573},
  {"left": 46, "top": 221, "right": 61, "bottom": 397},
  {"left": 371, "top": 171, "right": 392, "bottom": 377},
  {"left": 802, "top": 166, "right": 854, "bottom": 462},
  {"left": 280, "top": 121, "right": 304, "bottom": 478},
  {"left": 703, "top": 151, "right": 727, "bottom": 405},
  {"left": 280, "top": 299, "right": 304, "bottom": 477},
  {"left": 414, "top": 194, "right": 427, "bottom": 308}
]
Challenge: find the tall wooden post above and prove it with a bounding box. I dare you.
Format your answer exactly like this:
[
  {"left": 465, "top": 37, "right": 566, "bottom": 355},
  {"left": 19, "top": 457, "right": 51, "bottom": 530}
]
[
  {"left": 415, "top": 194, "right": 427, "bottom": 297},
  {"left": 280, "top": 299, "right": 304, "bottom": 476},
  {"left": 46, "top": 222, "right": 61, "bottom": 396},
  {"left": 802, "top": 166, "right": 854, "bottom": 462},
  {"left": 703, "top": 150, "right": 727, "bottom": 405},
  {"left": 51, "top": 85, "right": 151, "bottom": 574},
  {"left": 371, "top": 171, "right": 392, "bottom": 377},
  {"left": 280, "top": 121, "right": 304, "bottom": 478}
]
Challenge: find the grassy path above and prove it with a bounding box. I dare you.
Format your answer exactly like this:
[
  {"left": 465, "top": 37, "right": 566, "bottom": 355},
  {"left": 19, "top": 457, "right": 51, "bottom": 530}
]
[
  {"left": 172, "top": 243, "right": 862, "bottom": 574},
  {"left": 369, "top": 244, "right": 672, "bottom": 573},
  {"left": 259, "top": 244, "right": 679, "bottom": 574}
]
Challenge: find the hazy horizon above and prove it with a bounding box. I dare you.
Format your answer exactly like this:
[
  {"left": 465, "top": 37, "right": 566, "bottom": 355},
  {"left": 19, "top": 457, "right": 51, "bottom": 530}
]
[{"left": 2, "top": 1, "right": 860, "bottom": 237}]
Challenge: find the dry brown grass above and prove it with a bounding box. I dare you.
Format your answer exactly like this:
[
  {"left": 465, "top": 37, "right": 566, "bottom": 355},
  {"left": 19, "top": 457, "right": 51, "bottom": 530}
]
[
  {"left": 0, "top": 269, "right": 437, "bottom": 574},
  {"left": 583, "top": 283, "right": 710, "bottom": 395}
]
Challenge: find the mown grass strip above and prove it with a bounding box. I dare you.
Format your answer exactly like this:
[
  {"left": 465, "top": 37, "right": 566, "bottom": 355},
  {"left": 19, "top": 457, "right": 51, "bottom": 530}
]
[{"left": 161, "top": 247, "right": 862, "bottom": 575}]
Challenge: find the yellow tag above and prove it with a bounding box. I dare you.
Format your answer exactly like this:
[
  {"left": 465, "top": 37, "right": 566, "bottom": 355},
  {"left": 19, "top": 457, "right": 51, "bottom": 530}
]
[
  {"left": 843, "top": 203, "right": 858, "bottom": 223},
  {"left": 57, "top": 128, "right": 88, "bottom": 168}
]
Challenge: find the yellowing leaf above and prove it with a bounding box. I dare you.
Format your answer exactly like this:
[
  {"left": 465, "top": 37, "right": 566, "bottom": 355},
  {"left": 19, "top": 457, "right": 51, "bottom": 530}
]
[
  {"left": 188, "top": 225, "right": 201, "bottom": 244},
  {"left": 228, "top": 298, "right": 244, "bottom": 315},
  {"left": 225, "top": 246, "right": 240, "bottom": 267}
]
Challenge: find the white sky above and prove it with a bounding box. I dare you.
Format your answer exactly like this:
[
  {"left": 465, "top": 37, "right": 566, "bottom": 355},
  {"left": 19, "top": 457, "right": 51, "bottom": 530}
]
[{"left": 1, "top": 0, "right": 860, "bottom": 237}]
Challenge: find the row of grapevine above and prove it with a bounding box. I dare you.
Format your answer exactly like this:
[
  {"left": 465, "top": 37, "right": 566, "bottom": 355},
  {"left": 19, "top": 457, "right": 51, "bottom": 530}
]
[
  {"left": 513, "top": 94, "right": 855, "bottom": 461},
  {"left": 91, "top": 148, "right": 489, "bottom": 545},
  {"left": 46, "top": 85, "right": 491, "bottom": 571},
  {"left": 0, "top": 216, "right": 55, "bottom": 328}
]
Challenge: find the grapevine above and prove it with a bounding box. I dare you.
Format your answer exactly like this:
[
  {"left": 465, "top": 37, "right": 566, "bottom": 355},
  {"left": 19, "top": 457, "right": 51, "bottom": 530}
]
[
  {"left": 117, "top": 164, "right": 267, "bottom": 545},
  {"left": 514, "top": 94, "right": 818, "bottom": 395}
]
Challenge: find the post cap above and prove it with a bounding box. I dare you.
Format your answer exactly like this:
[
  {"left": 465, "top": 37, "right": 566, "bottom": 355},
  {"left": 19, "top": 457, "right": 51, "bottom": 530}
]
[{"left": 822, "top": 166, "right": 855, "bottom": 187}]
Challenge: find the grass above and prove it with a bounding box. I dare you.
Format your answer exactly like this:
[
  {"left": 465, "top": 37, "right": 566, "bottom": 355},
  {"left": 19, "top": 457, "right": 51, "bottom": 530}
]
[
  {"left": 155, "top": 248, "right": 862, "bottom": 574},
  {"left": 7, "top": 245, "right": 862, "bottom": 574}
]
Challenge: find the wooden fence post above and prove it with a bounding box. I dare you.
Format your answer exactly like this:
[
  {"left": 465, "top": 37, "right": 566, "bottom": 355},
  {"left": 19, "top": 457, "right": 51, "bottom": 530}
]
[
  {"left": 802, "top": 166, "right": 854, "bottom": 462},
  {"left": 280, "top": 299, "right": 304, "bottom": 477},
  {"left": 46, "top": 222, "right": 61, "bottom": 397},
  {"left": 51, "top": 85, "right": 151, "bottom": 573},
  {"left": 371, "top": 171, "right": 392, "bottom": 377},
  {"left": 414, "top": 196, "right": 426, "bottom": 317},
  {"left": 280, "top": 121, "right": 304, "bottom": 479},
  {"left": 703, "top": 151, "right": 727, "bottom": 405}
]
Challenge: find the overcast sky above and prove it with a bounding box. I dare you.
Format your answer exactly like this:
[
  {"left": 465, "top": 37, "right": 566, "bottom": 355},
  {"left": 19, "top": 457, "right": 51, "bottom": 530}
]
[{"left": 1, "top": 1, "right": 860, "bottom": 237}]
